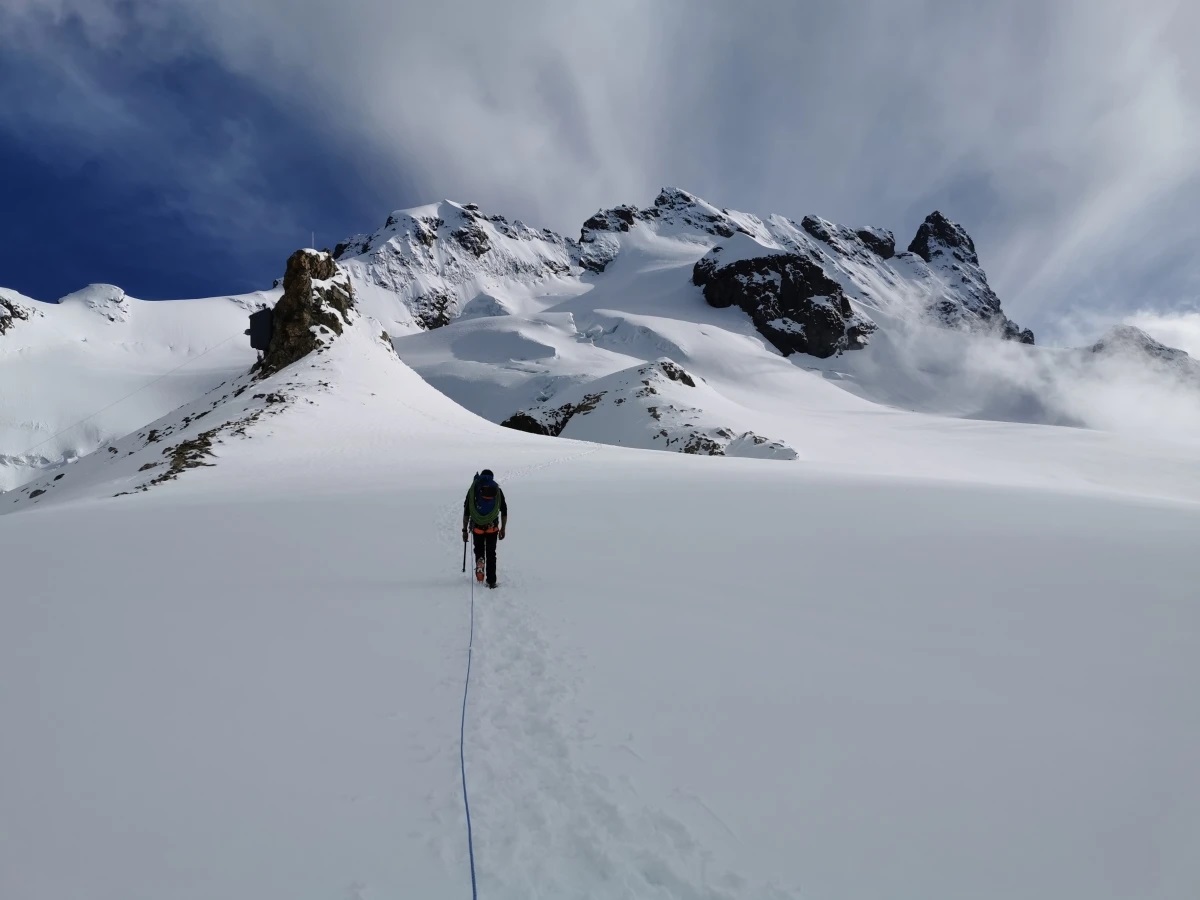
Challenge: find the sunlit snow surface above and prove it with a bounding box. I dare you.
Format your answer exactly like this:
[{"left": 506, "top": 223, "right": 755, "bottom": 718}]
[{"left": 2, "top": 321, "right": 1197, "bottom": 900}]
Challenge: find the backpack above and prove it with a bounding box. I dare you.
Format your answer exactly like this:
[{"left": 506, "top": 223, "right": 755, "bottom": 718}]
[
  {"left": 474, "top": 480, "right": 498, "bottom": 516},
  {"left": 468, "top": 471, "right": 501, "bottom": 529}
]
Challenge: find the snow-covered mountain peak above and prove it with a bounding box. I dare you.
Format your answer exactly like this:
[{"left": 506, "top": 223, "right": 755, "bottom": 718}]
[
  {"left": 1090, "top": 324, "right": 1185, "bottom": 358},
  {"left": 57, "top": 283, "right": 131, "bottom": 322},
  {"left": 902, "top": 211, "right": 1034, "bottom": 344},
  {"left": 907, "top": 210, "right": 979, "bottom": 267},
  {"left": 1087, "top": 324, "right": 1200, "bottom": 379},
  {"left": 332, "top": 199, "right": 578, "bottom": 331},
  {"left": 577, "top": 187, "right": 764, "bottom": 274}
]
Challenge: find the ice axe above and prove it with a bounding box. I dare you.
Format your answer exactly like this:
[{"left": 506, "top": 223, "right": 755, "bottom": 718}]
[{"left": 462, "top": 471, "right": 478, "bottom": 575}]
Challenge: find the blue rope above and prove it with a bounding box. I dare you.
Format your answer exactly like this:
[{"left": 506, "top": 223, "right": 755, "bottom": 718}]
[{"left": 459, "top": 570, "right": 479, "bottom": 899}]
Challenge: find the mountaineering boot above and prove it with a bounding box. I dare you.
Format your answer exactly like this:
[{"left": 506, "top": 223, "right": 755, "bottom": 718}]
[{"left": 475, "top": 559, "right": 485, "bottom": 582}]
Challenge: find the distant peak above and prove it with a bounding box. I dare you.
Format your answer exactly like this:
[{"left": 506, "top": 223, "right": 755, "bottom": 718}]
[
  {"left": 1090, "top": 325, "right": 1190, "bottom": 362},
  {"left": 58, "top": 283, "right": 128, "bottom": 305},
  {"left": 652, "top": 187, "right": 702, "bottom": 209},
  {"left": 907, "top": 211, "right": 979, "bottom": 266}
]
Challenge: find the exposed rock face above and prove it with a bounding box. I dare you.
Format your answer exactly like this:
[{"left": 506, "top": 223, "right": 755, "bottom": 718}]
[
  {"left": 800, "top": 215, "right": 896, "bottom": 263},
  {"left": 0, "top": 295, "right": 32, "bottom": 335},
  {"left": 693, "top": 250, "right": 875, "bottom": 358},
  {"left": 907, "top": 211, "right": 1034, "bottom": 344},
  {"left": 450, "top": 220, "right": 492, "bottom": 257},
  {"left": 333, "top": 200, "right": 575, "bottom": 329},
  {"left": 327, "top": 188, "right": 1030, "bottom": 357},
  {"left": 578, "top": 188, "right": 747, "bottom": 273},
  {"left": 854, "top": 227, "right": 896, "bottom": 260},
  {"left": 908, "top": 210, "right": 979, "bottom": 264},
  {"left": 257, "top": 249, "right": 355, "bottom": 376},
  {"left": 501, "top": 392, "right": 606, "bottom": 437},
  {"left": 501, "top": 358, "right": 797, "bottom": 459}
]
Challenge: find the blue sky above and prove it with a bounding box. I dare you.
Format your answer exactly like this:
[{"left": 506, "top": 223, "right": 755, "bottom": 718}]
[
  {"left": 0, "top": 16, "right": 421, "bottom": 300},
  {"left": 3, "top": 0, "right": 1199, "bottom": 341}
]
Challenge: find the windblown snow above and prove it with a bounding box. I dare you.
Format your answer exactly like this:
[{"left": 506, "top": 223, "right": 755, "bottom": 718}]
[{"left": 2, "top": 189, "right": 1199, "bottom": 900}]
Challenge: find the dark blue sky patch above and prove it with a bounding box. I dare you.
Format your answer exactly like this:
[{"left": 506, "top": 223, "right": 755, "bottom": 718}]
[{"left": 0, "top": 28, "right": 422, "bottom": 301}]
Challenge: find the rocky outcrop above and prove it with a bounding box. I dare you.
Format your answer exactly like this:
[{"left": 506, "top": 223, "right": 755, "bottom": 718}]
[
  {"left": 0, "top": 295, "right": 32, "bottom": 335},
  {"left": 501, "top": 391, "right": 606, "bottom": 437},
  {"left": 501, "top": 358, "right": 797, "bottom": 459},
  {"left": 450, "top": 219, "right": 492, "bottom": 257},
  {"left": 578, "top": 188, "right": 748, "bottom": 273},
  {"left": 907, "top": 211, "right": 1034, "bottom": 344},
  {"left": 333, "top": 200, "right": 575, "bottom": 329},
  {"left": 693, "top": 248, "right": 875, "bottom": 359},
  {"left": 907, "top": 210, "right": 979, "bottom": 264},
  {"left": 854, "top": 227, "right": 896, "bottom": 260},
  {"left": 800, "top": 215, "right": 896, "bottom": 263},
  {"left": 257, "top": 249, "right": 355, "bottom": 376}
]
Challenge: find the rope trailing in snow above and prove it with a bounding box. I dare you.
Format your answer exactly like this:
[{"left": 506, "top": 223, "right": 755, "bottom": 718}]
[{"left": 459, "top": 568, "right": 480, "bottom": 900}]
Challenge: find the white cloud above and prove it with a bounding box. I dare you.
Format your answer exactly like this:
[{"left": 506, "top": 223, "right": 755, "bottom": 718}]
[
  {"left": 3, "top": 0, "right": 1200, "bottom": 330},
  {"left": 1126, "top": 310, "right": 1200, "bottom": 358}
]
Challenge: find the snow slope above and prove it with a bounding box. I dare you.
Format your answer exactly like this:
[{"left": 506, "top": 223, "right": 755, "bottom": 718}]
[
  {"left": 2, "top": 307, "right": 1199, "bottom": 899},
  {"left": 0, "top": 284, "right": 266, "bottom": 490}
]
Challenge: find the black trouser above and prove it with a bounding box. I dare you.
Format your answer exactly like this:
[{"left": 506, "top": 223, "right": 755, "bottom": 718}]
[{"left": 472, "top": 531, "right": 498, "bottom": 585}]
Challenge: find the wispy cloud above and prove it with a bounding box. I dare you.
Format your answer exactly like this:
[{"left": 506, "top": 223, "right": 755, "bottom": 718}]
[
  {"left": 3, "top": 0, "right": 1199, "bottom": 330},
  {"left": 1125, "top": 309, "right": 1200, "bottom": 358},
  {"left": 0, "top": 4, "right": 301, "bottom": 253}
]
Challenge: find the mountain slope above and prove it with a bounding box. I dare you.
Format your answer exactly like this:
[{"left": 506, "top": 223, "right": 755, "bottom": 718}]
[{"left": 0, "top": 284, "right": 266, "bottom": 490}]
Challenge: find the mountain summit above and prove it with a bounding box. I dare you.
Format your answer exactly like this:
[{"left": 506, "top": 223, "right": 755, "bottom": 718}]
[
  {"left": 908, "top": 211, "right": 1033, "bottom": 343},
  {"left": 329, "top": 187, "right": 1033, "bottom": 356}
]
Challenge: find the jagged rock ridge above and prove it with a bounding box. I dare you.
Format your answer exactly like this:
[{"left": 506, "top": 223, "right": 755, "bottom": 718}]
[
  {"left": 0, "top": 293, "right": 33, "bottom": 336},
  {"left": 333, "top": 200, "right": 577, "bottom": 329},
  {"left": 908, "top": 211, "right": 1033, "bottom": 344},
  {"left": 579, "top": 188, "right": 751, "bottom": 273},
  {"left": 330, "top": 187, "right": 1033, "bottom": 359}
]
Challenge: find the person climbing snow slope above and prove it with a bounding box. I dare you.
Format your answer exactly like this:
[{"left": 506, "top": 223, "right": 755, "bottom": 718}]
[{"left": 463, "top": 469, "right": 507, "bottom": 588}]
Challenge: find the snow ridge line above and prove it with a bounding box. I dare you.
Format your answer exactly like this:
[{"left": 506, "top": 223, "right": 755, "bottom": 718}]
[{"left": 460, "top": 571, "right": 479, "bottom": 900}]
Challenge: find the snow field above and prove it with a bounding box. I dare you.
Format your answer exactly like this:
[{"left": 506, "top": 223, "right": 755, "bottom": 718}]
[{"left": 2, "top": 413, "right": 1197, "bottom": 899}]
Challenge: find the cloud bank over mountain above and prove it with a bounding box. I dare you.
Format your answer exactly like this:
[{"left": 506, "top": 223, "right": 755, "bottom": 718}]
[{"left": 2, "top": 0, "right": 1199, "bottom": 335}]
